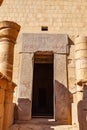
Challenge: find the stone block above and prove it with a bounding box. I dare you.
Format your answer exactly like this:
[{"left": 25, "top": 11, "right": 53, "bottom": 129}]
[
  {"left": 17, "top": 98, "right": 31, "bottom": 121},
  {"left": 75, "top": 42, "right": 87, "bottom": 51},
  {"left": 19, "top": 53, "right": 33, "bottom": 99},
  {"left": 21, "top": 33, "right": 68, "bottom": 54},
  {"left": 54, "top": 54, "right": 67, "bottom": 86},
  {"left": 75, "top": 36, "right": 87, "bottom": 44},
  {"left": 75, "top": 50, "right": 87, "bottom": 59},
  {"left": 55, "top": 80, "right": 69, "bottom": 122},
  {"left": 75, "top": 58, "right": 87, "bottom": 69},
  {"left": 76, "top": 68, "right": 87, "bottom": 82}
]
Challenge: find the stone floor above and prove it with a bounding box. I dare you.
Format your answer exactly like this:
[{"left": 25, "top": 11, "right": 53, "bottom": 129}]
[
  {"left": 10, "top": 119, "right": 79, "bottom": 130},
  {"left": 10, "top": 124, "right": 78, "bottom": 130}
]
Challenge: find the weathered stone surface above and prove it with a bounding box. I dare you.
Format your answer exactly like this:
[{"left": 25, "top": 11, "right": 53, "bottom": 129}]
[
  {"left": 0, "top": 88, "right": 5, "bottom": 103},
  {"left": 54, "top": 54, "right": 67, "bottom": 86},
  {"left": 17, "top": 98, "right": 31, "bottom": 121},
  {"left": 75, "top": 36, "right": 87, "bottom": 44},
  {"left": 75, "top": 50, "right": 87, "bottom": 59},
  {"left": 0, "top": 21, "right": 20, "bottom": 41},
  {"left": 75, "top": 36, "right": 87, "bottom": 84},
  {"left": 3, "top": 103, "right": 15, "bottom": 130},
  {"left": 75, "top": 42, "right": 87, "bottom": 51},
  {"left": 75, "top": 58, "right": 87, "bottom": 69},
  {"left": 0, "top": 79, "right": 7, "bottom": 130},
  {"left": 54, "top": 54, "right": 70, "bottom": 124},
  {"left": 76, "top": 69, "right": 87, "bottom": 83},
  {"left": 83, "top": 99, "right": 87, "bottom": 110},
  {"left": 3, "top": 81, "right": 16, "bottom": 130},
  {"left": 0, "top": 21, "right": 20, "bottom": 80},
  {"left": 82, "top": 106, "right": 87, "bottom": 130},
  {"left": 21, "top": 33, "right": 68, "bottom": 54},
  {"left": 0, "top": 104, "right": 4, "bottom": 130},
  {"left": 55, "top": 80, "right": 69, "bottom": 123},
  {"left": 72, "top": 102, "right": 83, "bottom": 125},
  {"left": 18, "top": 53, "right": 34, "bottom": 99},
  {"left": 10, "top": 124, "right": 78, "bottom": 130},
  {"left": 83, "top": 87, "right": 87, "bottom": 99},
  {"left": 0, "top": 21, "right": 20, "bottom": 130}
]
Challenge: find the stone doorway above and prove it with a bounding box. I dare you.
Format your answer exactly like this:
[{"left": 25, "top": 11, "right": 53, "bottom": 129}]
[
  {"left": 32, "top": 52, "right": 54, "bottom": 118},
  {"left": 18, "top": 33, "right": 69, "bottom": 123}
]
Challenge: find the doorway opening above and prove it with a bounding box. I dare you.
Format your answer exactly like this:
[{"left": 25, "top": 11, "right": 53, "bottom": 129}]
[{"left": 32, "top": 52, "right": 54, "bottom": 118}]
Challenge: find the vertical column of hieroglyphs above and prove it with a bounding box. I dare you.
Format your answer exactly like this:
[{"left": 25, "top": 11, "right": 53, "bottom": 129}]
[{"left": 0, "top": 21, "right": 20, "bottom": 130}]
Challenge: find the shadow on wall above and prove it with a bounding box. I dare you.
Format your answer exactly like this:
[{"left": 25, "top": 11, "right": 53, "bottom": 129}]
[
  {"left": 14, "top": 80, "right": 73, "bottom": 125},
  {"left": 55, "top": 80, "right": 73, "bottom": 124},
  {"left": 14, "top": 98, "right": 31, "bottom": 121},
  {"left": 78, "top": 85, "right": 87, "bottom": 130}
]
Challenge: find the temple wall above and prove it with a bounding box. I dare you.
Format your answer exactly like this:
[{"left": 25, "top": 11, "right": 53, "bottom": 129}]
[
  {"left": 0, "top": 0, "right": 87, "bottom": 130},
  {"left": 0, "top": 0, "right": 87, "bottom": 89}
]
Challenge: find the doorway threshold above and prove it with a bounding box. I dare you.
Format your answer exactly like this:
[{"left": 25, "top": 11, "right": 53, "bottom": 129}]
[{"left": 32, "top": 116, "right": 53, "bottom": 119}]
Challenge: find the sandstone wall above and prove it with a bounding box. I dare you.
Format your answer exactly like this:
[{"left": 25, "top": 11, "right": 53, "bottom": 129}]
[{"left": 0, "top": 0, "right": 87, "bottom": 100}]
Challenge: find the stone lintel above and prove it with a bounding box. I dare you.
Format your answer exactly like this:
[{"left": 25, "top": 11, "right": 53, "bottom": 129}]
[{"left": 21, "top": 33, "right": 68, "bottom": 54}]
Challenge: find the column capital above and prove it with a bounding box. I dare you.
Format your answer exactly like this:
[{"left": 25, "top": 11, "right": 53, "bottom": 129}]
[
  {"left": 0, "top": 21, "right": 20, "bottom": 42},
  {"left": 0, "top": 21, "right": 21, "bottom": 80}
]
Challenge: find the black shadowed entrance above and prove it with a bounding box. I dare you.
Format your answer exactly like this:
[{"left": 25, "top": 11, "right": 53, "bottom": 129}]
[{"left": 32, "top": 52, "right": 54, "bottom": 118}]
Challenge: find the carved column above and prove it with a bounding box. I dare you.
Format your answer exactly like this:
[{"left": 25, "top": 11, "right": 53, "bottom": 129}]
[
  {"left": 74, "top": 36, "right": 87, "bottom": 126},
  {"left": 3, "top": 82, "right": 16, "bottom": 130},
  {"left": 75, "top": 36, "right": 87, "bottom": 86},
  {"left": 75, "top": 36, "right": 87, "bottom": 99},
  {"left": 0, "top": 21, "right": 20, "bottom": 130},
  {"left": 0, "top": 21, "right": 20, "bottom": 80},
  {"left": 0, "top": 79, "right": 7, "bottom": 130}
]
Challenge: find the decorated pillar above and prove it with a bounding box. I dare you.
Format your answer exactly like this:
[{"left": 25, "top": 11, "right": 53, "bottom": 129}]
[
  {"left": 75, "top": 36, "right": 87, "bottom": 86},
  {"left": 0, "top": 79, "right": 7, "bottom": 130},
  {"left": 74, "top": 36, "right": 87, "bottom": 127},
  {"left": 0, "top": 21, "right": 20, "bottom": 80},
  {"left": 75, "top": 36, "right": 87, "bottom": 99},
  {"left": 3, "top": 82, "right": 16, "bottom": 130},
  {"left": 0, "top": 21, "right": 20, "bottom": 130}
]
